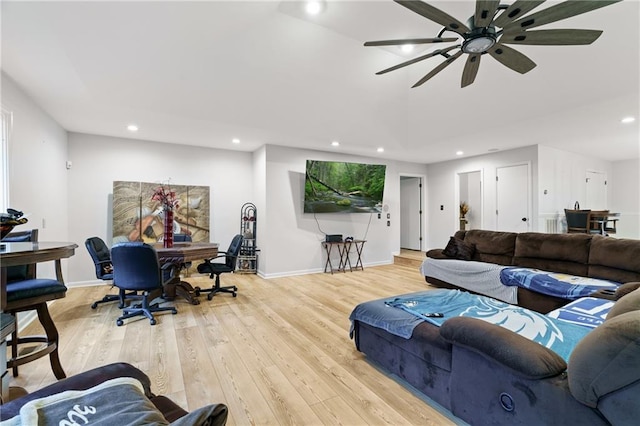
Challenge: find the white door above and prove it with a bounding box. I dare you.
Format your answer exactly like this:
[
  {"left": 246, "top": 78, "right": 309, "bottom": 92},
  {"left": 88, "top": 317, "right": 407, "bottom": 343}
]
[
  {"left": 400, "top": 177, "right": 422, "bottom": 250},
  {"left": 496, "top": 163, "right": 530, "bottom": 232},
  {"left": 585, "top": 171, "right": 607, "bottom": 209}
]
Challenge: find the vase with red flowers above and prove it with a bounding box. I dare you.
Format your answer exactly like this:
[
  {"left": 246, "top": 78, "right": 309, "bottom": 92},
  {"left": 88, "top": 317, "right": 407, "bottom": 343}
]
[{"left": 152, "top": 183, "right": 179, "bottom": 248}]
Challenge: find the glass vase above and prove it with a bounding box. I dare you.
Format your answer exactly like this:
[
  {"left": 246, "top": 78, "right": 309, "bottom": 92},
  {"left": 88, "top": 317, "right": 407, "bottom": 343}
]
[{"left": 163, "top": 208, "right": 174, "bottom": 248}]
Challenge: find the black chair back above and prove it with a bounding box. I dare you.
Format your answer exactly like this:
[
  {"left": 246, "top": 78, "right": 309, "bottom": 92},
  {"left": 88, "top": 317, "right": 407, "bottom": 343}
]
[
  {"left": 173, "top": 234, "right": 192, "bottom": 243},
  {"left": 111, "top": 242, "right": 162, "bottom": 291},
  {"left": 226, "top": 234, "right": 243, "bottom": 269},
  {"left": 565, "top": 209, "right": 591, "bottom": 233},
  {"left": 3, "top": 229, "right": 38, "bottom": 281},
  {"left": 85, "top": 237, "right": 113, "bottom": 280}
]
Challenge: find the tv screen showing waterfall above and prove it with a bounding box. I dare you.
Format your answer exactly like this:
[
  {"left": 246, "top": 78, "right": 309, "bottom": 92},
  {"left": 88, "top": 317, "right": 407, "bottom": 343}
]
[{"left": 304, "top": 159, "right": 386, "bottom": 213}]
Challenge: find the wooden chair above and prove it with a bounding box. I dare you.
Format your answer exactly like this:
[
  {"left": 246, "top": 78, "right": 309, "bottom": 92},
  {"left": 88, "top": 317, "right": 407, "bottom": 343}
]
[
  {"left": 3, "top": 229, "right": 67, "bottom": 379},
  {"left": 564, "top": 209, "right": 599, "bottom": 234}
]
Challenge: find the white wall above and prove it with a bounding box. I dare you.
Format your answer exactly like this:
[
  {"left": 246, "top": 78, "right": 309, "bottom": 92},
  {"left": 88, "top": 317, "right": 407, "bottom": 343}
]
[
  {"left": 67, "top": 133, "right": 254, "bottom": 283},
  {"left": 537, "top": 145, "right": 615, "bottom": 232},
  {"left": 425, "top": 145, "right": 538, "bottom": 249},
  {"left": 611, "top": 158, "right": 640, "bottom": 239},
  {"left": 2, "top": 73, "right": 69, "bottom": 279},
  {"left": 259, "top": 145, "right": 427, "bottom": 277}
]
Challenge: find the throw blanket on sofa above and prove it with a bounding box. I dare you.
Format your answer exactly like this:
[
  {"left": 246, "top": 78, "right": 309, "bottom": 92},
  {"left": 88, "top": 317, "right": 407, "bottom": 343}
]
[
  {"left": 547, "top": 297, "right": 614, "bottom": 328},
  {"left": 500, "top": 267, "right": 619, "bottom": 300},
  {"left": 420, "top": 258, "right": 518, "bottom": 304},
  {"left": 354, "top": 289, "right": 590, "bottom": 361}
]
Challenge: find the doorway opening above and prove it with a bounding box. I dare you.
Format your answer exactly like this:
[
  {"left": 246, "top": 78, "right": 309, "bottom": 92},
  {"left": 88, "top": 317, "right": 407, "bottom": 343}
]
[
  {"left": 456, "top": 170, "right": 483, "bottom": 231},
  {"left": 400, "top": 175, "right": 424, "bottom": 251}
]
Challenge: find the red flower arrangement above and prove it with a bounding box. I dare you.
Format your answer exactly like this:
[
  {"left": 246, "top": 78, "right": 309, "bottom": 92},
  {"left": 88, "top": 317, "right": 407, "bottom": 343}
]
[{"left": 151, "top": 183, "right": 179, "bottom": 210}]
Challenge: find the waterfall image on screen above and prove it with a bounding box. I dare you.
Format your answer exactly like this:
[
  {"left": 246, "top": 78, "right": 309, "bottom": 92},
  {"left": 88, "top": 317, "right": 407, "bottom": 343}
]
[{"left": 304, "top": 160, "right": 386, "bottom": 213}]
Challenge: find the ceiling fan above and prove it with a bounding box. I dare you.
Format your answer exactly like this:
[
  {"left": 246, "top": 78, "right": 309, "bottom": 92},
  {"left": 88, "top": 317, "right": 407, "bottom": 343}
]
[{"left": 365, "top": 0, "right": 621, "bottom": 88}]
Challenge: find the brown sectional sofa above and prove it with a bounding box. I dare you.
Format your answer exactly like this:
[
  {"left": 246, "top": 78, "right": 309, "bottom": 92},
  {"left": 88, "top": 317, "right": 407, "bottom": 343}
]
[{"left": 425, "top": 230, "right": 640, "bottom": 313}]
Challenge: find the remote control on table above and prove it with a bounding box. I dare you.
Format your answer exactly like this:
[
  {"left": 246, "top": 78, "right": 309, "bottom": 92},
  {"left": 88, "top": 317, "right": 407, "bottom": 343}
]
[{"left": 422, "top": 313, "right": 444, "bottom": 318}]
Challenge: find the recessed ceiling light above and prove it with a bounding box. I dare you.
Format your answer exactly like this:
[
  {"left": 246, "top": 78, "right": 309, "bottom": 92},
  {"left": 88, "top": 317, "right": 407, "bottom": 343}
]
[
  {"left": 331, "top": 141, "right": 340, "bottom": 147},
  {"left": 621, "top": 117, "right": 636, "bottom": 124},
  {"left": 377, "top": 147, "right": 385, "bottom": 153},
  {"left": 401, "top": 44, "right": 414, "bottom": 53},
  {"left": 456, "top": 151, "right": 464, "bottom": 156},
  {"left": 232, "top": 138, "right": 240, "bottom": 144},
  {"left": 305, "top": 1, "right": 322, "bottom": 15},
  {"left": 127, "top": 124, "right": 138, "bottom": 132}
]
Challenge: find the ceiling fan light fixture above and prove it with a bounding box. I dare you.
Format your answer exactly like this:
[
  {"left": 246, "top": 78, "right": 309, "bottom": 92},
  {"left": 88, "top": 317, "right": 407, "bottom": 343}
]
[{"left": 462, "top": 36, "right": 496, "bottom": 53}]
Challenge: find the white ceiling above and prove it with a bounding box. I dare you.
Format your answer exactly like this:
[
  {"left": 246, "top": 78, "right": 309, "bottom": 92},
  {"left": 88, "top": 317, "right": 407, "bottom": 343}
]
[{"left": 2, "top": 0, "right": 638, "bottom": 164}]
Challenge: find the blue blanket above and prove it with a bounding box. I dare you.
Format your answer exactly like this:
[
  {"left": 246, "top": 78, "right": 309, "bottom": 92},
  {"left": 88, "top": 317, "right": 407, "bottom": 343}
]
[
  {"left": 547, "top": 297, "right": 614, "bottom": 328},
  {"left": 500, "top": 267, "right": 619, "bottom": 300},
  {"left": 380, "top": 290, "right": 590, "bottom": 361}
]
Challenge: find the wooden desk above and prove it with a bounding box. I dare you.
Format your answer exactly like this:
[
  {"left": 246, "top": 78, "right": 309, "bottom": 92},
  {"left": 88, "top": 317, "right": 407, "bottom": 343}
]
[
  {"left": 0, "top": 241, "right": 77, "bottom": 383},
  {"left": 155, "top": 242, "right": 218, "bottom": 305}
]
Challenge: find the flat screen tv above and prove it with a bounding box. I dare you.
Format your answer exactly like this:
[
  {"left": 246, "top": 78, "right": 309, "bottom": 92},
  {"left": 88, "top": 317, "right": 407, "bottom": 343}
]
[{"left": 304, "top": 159, "right": 386, "bottom": 213}]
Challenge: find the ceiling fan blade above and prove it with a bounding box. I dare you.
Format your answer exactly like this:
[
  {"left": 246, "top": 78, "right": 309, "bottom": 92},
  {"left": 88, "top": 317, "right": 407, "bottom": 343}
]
[
  {"left": 376, "top": 45, "right": 460, "bottom": 75},
  {"left": 461, "top": 54, "right": 481, "bottom": 88},
  {"left": 474, "top": 0, "right": 500, "bottom": 28},
  {"left": 493, "top": 0, "right": 546, "bottom": 28},
  {"left": 501, "top": 29, "right": 603, "bottom": 45},
  {"left": 364, "top": 37, "right": 458, "bottom": 47},
  {"left": 503, "top": 0, "right": 622, "bottom": 32},
  {"left": 412, "top": 50, "right": 463, "bottom": 87},
  {"left": 488, "top": 43, "right": 536, "bottom": 74},
  {"left": 394, "top": 0, "right": 470, "bottom": 35}
]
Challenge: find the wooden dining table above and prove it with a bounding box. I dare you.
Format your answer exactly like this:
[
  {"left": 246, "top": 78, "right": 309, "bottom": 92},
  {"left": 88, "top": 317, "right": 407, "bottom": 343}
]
[{"left": 154, "top": 242, "right": 218, "bottom": 305}]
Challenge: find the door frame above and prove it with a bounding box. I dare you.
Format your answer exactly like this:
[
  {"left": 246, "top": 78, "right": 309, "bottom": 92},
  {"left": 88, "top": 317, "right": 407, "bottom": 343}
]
[
  {"left": 455, "top": 169, "right": 484, "bottom": 231},
  {"left": 399, "top": 173, "right": 426, "bottom": 251}
]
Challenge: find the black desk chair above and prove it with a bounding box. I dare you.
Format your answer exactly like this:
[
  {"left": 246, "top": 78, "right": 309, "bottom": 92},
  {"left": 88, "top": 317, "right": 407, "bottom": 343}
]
[
  {"left": 196, "top": 234, "right": 243, "bottom": 300},
  {"left": 85, "top": 236, "right": 136, "bottom": 309},
  {"left": 111, "top": 242, "right": 177, "bottom": 326},
  {"left": 3, "top": 229, "right": 67, "bottom": 379}
]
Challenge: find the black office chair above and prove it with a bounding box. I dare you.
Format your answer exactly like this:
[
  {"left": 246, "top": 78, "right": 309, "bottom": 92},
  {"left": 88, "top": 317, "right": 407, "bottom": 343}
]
[
  {"left": 195, "top": 234, "right": 243, "bottom": 300},
  {"left": 3, "top": 229, "right": 67, "bottom": 379},
  {"left": 85, "top": 236, "right": 136, "bottom": 309},
  {"left": 111, "top": 242, "right": 177, "bottom": 326}
]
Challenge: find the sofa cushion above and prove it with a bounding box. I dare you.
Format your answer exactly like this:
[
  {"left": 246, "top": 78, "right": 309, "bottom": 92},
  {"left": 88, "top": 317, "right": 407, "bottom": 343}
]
[
  {"left": 463, "top": 230, "right": 516, "bottom": 265},
  {"left": 568, "top": 310, "right": 640, "bottom": 408},
  {"left": 588, "top": 235, "right": 640, "bottom": 283},
  {"left": 513, "top": 233, "right": 591, "bottom": 276},
  {"left": 442, "top": 236, "right": 476, "bottom": 261}
]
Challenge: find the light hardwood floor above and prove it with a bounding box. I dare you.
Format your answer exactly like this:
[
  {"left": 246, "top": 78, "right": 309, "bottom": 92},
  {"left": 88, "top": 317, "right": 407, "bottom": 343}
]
[{"left": 9, "top": 264, "right": 462, "bottom": 425}]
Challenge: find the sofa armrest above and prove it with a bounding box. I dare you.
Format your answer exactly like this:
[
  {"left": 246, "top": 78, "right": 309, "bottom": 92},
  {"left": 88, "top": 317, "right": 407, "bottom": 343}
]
[
  {"left": 0, "top": 363, "right": 154, "bottom": 421},
  {"left": 615, "top": 282, "right": 640, "bottom": 299},
  {"left": 425, "top": 248, "right": 449, "bottom": 259},
  {"left": 440, "top": 317, "right": 567, "bottom": 379}
]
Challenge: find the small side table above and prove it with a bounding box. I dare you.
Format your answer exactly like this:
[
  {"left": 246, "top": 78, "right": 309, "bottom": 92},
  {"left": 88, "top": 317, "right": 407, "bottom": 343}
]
[{"left": 321, "top": 240, "right": 366, "bottom": 274}]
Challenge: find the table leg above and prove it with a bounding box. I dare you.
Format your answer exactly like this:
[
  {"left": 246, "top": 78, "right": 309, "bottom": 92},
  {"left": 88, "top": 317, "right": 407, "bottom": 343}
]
[
  {"left": 163, "top": 266, "right": 200, "bottom": 305},
  {"left": 353, "top": 241, "right": 365, "bottom": 271},
  {"left": 323, "top": 243, "right": 335, "bottom": 274}
]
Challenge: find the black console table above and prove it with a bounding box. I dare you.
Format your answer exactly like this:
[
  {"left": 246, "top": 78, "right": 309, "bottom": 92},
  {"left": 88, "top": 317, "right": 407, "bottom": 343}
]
[{"left": 321, "top": 240, "right": 366, "bottom": 274}]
